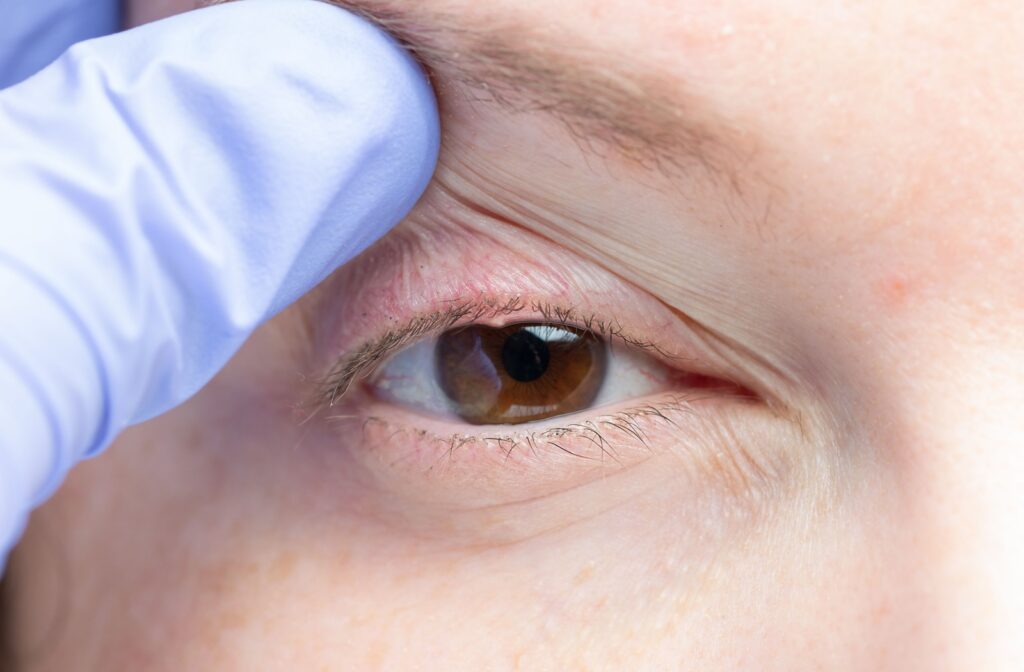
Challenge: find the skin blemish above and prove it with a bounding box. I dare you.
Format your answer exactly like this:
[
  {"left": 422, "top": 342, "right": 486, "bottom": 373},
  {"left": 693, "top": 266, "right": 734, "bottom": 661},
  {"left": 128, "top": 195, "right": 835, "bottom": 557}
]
[
  {"left": 875, "top": 273, "right": 913, "bottom": 311},
  {"left": 573, "top": 562, "right": 596, "bottom": 586}
]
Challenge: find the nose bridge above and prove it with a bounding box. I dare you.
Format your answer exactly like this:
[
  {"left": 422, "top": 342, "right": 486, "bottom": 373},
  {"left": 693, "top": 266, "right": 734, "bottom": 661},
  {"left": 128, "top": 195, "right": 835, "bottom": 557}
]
[{"left": 885, "top": 343, "right": 1024, "bottom": 668}]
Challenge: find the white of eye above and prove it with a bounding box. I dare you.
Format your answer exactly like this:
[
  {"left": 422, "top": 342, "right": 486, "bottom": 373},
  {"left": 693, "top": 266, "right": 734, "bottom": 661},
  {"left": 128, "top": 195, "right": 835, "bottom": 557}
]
[{"left": 368, "top": 333, "right": 670, "bottom": 424}]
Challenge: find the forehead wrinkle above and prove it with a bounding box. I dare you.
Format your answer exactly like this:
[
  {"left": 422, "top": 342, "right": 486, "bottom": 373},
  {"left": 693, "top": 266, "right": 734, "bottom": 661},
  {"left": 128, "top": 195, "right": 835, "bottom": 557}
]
[{"left": 301, "top": 0, "right": 745, "bottom": 183}]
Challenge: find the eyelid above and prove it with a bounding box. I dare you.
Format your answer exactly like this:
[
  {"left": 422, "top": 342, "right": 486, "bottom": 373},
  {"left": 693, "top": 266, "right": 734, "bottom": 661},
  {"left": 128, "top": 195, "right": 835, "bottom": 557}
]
[
  {"left": 305, "top": 215, "right": 762, "bottom": 423},
  {"left": 327, "top": 384, "right": 769, "bottom": 515},
  {"left": 314, "top": 295, "right": 695, "bottom": 411}
]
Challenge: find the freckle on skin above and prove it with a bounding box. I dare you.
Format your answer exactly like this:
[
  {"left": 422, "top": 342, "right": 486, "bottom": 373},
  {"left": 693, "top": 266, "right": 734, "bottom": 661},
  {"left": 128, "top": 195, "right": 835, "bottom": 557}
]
[
  {"left": 871, "top": 595, "right": 892, "bottom": 624},
  {"left": 876, "top": 274, "right": 912, "bottom": 311},
  {"left": 366, "top": 639, "right": 390, "bottom": 668},
  {"left": 268, "top": 551, "right": 298, "bottom": 583},
  {"left": 573, "top": 562, "right": 595, "bottom": 585}
]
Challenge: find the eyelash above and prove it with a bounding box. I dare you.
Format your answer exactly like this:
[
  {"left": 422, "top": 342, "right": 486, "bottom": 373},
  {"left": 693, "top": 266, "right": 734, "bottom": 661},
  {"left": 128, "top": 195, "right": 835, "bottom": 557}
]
[
  {"left": 353, "top": 393, "right": 742, "bottom": 467},
  {"left": 315, "top": 295, "right": 683, "bottom": 409}
]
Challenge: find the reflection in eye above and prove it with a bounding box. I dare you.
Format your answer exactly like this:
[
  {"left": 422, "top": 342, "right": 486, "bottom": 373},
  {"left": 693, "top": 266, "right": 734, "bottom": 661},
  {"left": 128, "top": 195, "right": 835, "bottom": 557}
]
[
  {"left": 435, "top": 324, "right": 606, "bottom": 424},
  {"left": 368, "top": 319, "right": 672, "bottom": 426}
]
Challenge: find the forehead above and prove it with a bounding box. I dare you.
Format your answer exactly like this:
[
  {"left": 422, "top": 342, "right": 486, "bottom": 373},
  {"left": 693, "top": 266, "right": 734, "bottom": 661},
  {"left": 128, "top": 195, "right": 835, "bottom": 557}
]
[
  {"left": 392, "top": 0, "right": 1022, "bottom": 361},
  {"left": 420, "top": 0, "right": 1019, "bottom": 224}
]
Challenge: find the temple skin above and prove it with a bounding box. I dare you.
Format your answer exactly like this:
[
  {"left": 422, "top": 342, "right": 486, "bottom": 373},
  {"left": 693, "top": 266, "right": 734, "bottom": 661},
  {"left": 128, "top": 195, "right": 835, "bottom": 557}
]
[{"left": 3, "top": 0, "right": 1024, "bottom": 670}]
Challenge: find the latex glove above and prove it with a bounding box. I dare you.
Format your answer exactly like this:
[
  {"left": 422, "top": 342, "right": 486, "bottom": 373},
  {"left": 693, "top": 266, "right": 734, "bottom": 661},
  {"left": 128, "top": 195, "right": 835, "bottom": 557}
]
[
  {"left": 0, "top": 0, "right": 119, "bottom": 88},
  {"left": 0, "top": 0, "right": 440, "bottom": 563}
]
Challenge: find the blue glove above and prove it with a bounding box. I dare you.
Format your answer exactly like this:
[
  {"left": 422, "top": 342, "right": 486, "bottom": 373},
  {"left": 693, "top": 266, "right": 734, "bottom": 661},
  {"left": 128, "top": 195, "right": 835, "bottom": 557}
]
[
  {"left": 0, "top": 0, "right": 440, "bottom": 563},
  {"left": 0, "top": 0, "right": 119, "bottom": 88}
]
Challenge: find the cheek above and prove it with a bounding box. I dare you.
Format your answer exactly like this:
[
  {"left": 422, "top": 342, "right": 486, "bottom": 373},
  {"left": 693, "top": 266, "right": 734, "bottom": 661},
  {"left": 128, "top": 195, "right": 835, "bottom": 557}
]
[
  {"left": 4, "top": 288, "right": 879, "bottom": 669},
  {"left": 6, "top": 310, "right": 879, "bottom": 670},
  {"left": 152, "top": 481, "right": 736, "bottom": 669}
]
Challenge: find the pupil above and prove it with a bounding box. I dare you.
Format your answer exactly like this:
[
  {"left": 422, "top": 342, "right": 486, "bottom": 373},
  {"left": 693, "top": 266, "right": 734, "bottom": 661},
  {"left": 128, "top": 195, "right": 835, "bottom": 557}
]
[{"left": 501, "top": 329, "right": 551, "bottom": 382}]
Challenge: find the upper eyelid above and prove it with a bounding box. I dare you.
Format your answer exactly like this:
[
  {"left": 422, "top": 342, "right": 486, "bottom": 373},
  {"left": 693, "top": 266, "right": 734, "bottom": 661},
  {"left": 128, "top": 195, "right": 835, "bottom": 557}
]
[
  {"left": 313, "top": 296, "right": 684, "bottom": 410},
  {"left": 317, "top": 297, "right": 526, "bottom": 406}
]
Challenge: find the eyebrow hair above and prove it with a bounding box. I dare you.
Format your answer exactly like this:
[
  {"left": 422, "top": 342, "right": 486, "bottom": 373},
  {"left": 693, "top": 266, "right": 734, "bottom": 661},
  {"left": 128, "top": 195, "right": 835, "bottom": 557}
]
[{"left": 217, "top": 0, "right": 743, "bottom": 181}]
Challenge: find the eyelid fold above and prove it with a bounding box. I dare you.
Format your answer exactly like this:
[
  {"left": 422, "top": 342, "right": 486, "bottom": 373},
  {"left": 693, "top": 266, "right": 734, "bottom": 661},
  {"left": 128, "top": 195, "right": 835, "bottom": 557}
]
[{"left": 304, "top": 213, "right": 759, "bottom": 425}]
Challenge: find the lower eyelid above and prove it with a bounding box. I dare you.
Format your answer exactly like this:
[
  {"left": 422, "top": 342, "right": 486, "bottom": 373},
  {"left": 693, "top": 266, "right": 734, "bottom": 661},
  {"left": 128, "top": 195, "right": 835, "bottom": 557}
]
[{"left": 327, "top": 384, "right": 762, "bottom": 507}]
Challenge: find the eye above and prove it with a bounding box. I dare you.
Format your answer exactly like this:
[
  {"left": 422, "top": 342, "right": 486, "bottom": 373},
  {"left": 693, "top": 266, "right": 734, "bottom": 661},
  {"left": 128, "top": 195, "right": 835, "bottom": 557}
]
[{"left": 368, "top": 321, "right": 670, "bottom": 425}]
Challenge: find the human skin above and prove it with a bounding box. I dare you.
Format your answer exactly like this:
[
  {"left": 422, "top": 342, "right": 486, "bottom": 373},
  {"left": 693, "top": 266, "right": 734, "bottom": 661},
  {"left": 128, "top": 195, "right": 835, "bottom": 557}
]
[{"left": 3, "top": 0, "right": 1024, "bottom": 669}]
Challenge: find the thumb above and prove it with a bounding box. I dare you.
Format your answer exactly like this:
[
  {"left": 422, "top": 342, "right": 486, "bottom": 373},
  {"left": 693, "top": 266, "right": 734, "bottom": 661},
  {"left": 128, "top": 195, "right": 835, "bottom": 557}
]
[
  {"left": 0, "top": 0, "right": 119, "bottom": 88},
  {"left": 0, "top": 0, "right": 438, "bottom": 516}
]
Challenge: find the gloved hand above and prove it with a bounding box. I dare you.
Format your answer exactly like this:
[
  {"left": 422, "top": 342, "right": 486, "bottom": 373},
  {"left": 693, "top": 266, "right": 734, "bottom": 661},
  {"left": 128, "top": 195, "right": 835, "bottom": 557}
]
[
  {"left": 0, "top": 0, "right": 440, "bottom": 564},
  {"left": 0, "top": 0, "right": 119, "bottom": 88}
]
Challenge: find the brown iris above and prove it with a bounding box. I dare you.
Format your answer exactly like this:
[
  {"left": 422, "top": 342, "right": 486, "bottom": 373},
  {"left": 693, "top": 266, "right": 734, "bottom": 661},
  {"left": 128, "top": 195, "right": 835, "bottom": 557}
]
[{"left": 435, "top": 323, "right": 607, "bottom": 425}]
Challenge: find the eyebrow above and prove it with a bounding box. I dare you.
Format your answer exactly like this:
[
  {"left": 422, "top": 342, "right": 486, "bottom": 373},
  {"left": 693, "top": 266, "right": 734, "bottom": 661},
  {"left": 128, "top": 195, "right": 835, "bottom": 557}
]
[{"left": 314, "top": 0, "right": 742, "bottom": 181}]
